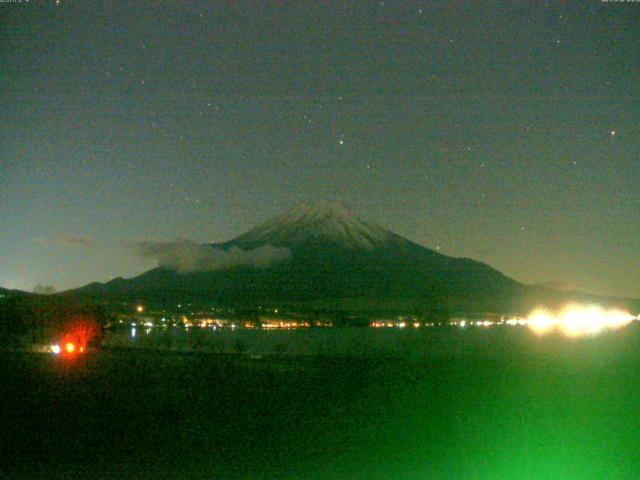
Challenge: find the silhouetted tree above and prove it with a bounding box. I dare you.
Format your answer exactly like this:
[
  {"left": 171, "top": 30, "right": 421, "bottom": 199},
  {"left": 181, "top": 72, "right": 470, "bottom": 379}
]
[{"left": 33, "top": 284, "right": 56, "bottom": 295}]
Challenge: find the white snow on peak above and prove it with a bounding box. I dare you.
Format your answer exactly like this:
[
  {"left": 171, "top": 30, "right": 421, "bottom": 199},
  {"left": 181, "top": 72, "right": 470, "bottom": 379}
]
[{"left": 235, "top": 201, "right": 398, "bottom": 249}]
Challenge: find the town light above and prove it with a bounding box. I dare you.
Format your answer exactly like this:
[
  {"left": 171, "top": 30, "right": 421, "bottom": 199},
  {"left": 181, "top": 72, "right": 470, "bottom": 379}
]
[
  {"left": 527, "top": 310, "right": 555, "bottom": 335},
  {"left": 526, "top": 304, "right": 635, "bottom": 337}
]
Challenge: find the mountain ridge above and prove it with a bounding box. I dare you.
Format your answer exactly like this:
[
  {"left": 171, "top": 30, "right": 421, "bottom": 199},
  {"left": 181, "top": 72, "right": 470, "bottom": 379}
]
[{"left": 65, "top": 201, "right": 639, "bottom": 316}]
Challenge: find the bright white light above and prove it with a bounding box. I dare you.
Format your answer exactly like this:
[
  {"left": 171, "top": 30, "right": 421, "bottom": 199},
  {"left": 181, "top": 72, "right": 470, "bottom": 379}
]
[
  {"left": 51, "top": 344, "right": 61, "bottom": 354},
  {"left": 131, "top": 327, "right": 137, "bottom": 338},
  {"left": 606, "top": 309, "right": 636, "bottom": 329},
  {"left": 527, "top": 309, "right": 555, "bottom": 335},
  {"left": 526, "top": 304, "right": 635, "bottom": 337},
  {"left": 459, "top": 320, "right": 466, "bottom": 327}
]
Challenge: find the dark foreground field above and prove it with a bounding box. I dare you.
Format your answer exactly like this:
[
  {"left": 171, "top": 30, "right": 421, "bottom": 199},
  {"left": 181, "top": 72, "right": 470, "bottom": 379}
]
[{"left": 2, "top": 327, "right": 640, "bottom": 479}]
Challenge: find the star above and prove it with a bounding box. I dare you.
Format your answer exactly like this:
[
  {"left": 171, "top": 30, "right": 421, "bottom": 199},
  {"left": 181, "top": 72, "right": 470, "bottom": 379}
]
[
  {"left": 610, "top": 130, "right": 616, "bottom": 136},
  {"left": 339, "top": 140, "right": 344, "bottom": 145}
]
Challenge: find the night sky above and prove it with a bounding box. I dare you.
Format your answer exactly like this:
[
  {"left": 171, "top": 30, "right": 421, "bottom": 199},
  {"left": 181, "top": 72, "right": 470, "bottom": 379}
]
[{"left": 1, "top": 1, "right": 638, "bottom": 298}]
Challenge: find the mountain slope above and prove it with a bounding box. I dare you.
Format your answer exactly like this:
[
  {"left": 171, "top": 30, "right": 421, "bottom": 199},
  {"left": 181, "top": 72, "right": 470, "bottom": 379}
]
[
  {"left": 67, "top": 201, "right": 638, "bottom": 315},
  {"left": 0, "top": 287, "right": 30, "bottom": 300}
]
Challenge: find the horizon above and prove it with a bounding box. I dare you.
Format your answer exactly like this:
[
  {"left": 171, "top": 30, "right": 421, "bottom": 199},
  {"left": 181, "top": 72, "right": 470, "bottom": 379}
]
[{"left": 6, "top": 198, "right": 638, "bottom": 302}]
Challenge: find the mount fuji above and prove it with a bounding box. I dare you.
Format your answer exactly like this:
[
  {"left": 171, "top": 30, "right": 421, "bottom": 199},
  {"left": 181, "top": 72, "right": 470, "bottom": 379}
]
[{"left": 68, "top": 201, "right": 637, "bottom": 316}]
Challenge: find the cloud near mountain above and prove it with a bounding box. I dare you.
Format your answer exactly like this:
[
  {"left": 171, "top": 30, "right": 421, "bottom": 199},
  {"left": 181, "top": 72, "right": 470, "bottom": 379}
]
[{"left": 131, "top": 240, "right": 291, "bottom": 273}]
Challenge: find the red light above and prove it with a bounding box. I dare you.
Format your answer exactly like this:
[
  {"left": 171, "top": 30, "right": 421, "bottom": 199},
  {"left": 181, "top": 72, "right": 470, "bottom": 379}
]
[{"left": 57, "top": 318, "right": 100, "bottom": 357}]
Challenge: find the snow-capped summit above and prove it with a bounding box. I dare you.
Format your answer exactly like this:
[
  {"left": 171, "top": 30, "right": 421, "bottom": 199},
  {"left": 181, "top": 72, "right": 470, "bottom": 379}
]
[{"left": 233, "top": 200, "right": 398, "bottom": 249}]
